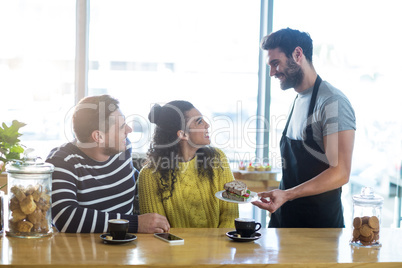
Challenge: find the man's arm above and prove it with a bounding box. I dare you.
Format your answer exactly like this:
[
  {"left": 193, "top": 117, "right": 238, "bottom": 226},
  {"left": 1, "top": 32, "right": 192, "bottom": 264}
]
[
  {"left": 252, "top": 129, "right": 355, "bottom": 212},
  {"left": 51, "top": 166, "right": 170, "bottom": 233},
  {"left": 51, "top": 165, "right": 139, "bottom": 233}
]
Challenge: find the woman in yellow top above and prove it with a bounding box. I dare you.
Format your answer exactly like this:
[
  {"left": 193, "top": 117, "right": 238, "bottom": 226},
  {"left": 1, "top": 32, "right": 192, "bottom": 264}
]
[{"left": 139, "top": 100, "right": 238, "bottom": 228}]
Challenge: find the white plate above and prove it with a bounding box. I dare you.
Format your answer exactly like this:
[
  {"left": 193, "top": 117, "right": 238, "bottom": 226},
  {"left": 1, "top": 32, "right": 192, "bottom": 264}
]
[{"left": 215, "top": 190, "right": 258, "bottom": 204}]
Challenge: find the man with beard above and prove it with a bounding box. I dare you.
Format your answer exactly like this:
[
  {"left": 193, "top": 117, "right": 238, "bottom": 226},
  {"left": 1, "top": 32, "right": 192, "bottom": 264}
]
[
  {"left": 252, "top": 28, "right": 356, "bottom": 228},
  {"left": 46, "top": 95, "right": 170, "bottom": 234}
]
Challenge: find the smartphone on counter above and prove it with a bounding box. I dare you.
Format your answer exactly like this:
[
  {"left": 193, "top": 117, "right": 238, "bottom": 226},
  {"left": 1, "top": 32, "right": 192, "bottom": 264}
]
[{"left": 154, "top": 233, "right": 184, "bottom": 244}]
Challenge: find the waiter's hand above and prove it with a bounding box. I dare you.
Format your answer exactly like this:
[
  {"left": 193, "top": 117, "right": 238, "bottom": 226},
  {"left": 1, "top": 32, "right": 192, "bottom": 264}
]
[{"left": 251, "top": 189, "right": 288, "bottom": 213}]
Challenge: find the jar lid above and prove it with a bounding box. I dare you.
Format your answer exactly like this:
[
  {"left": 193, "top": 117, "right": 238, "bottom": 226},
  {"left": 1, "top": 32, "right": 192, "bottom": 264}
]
[
  {"left": 352, "top": 187, "right": 384, "bottom": 206},
  {"left": 5, "top": 159, "right": 54, "bottom": 174}
]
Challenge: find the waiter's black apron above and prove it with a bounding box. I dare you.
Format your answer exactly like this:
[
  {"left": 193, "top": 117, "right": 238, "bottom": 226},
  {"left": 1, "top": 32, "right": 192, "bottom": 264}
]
[{"left": 269, "top": 75, "right": 344, "bottom": 228}]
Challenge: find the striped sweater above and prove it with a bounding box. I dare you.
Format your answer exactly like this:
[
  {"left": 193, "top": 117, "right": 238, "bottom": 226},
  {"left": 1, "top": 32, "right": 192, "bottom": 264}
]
[
  {"left": 46, "top": 140, "right": 139, "bottom": 233},
  {"left": 139, "top": 148, "right": 238, "bottom": 228}
]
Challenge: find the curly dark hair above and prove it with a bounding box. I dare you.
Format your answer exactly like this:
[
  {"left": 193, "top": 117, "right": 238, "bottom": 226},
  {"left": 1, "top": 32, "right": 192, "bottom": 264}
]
[
  {"left": 146, "top": 100, "right": 222, "bottom": 201},
  {"left": 260, "top": 27, "right": 313, "bottom": 64}
]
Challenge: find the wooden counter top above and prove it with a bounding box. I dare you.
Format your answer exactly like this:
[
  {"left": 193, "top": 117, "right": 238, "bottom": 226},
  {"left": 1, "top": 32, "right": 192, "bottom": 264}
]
[{"left": 1, "top": 227, "right": 402, "bottom": 267}]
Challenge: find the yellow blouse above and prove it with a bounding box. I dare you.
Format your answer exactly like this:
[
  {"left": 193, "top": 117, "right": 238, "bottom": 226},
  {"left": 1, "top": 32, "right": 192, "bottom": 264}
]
[{"left": 138, "top": 148, "right": 238, "bottom": 228}]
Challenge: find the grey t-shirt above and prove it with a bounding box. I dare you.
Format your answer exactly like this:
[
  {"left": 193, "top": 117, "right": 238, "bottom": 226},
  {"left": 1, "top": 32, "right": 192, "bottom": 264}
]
[{"left": 286, "top": 80, "right": 356, "bottom": 152}]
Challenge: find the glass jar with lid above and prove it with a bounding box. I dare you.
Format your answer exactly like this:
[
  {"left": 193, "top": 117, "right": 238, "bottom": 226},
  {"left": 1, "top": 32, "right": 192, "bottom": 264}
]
[
  {"left": 5, "top": 159, "right": 54, "bottom": 238},
  {"left": 350, "top": 186, "right": 383, "bottom": 247}
]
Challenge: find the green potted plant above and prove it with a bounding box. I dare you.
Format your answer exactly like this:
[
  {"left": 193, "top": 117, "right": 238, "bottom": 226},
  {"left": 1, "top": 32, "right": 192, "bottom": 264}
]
[{"left": 0, "top": 120, "right": 26, "bottom": 190}]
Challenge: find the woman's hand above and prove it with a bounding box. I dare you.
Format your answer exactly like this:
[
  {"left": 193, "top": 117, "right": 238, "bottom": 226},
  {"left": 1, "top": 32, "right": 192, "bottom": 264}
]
[{"left": 138, "top": 213, "right": 170, "bottom": 233}]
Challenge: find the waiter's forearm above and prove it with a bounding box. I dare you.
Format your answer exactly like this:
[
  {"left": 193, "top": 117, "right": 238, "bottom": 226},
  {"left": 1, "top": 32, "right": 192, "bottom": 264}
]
[
  {"left": 286, "top": 130, "right": 355, "bottom": 200},
  {"left": 285, "top": 164, "right": 350, "bottom": 201}
]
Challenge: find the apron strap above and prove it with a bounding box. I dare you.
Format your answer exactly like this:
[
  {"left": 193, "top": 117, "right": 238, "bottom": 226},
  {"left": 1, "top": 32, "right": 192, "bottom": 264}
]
[
  {"left": 282, "top": 95, "right": 298, "bottom": 136},
  {"left": 305, "top": 75, "right": 322, "bottom": 140},
  {"left": 282, "top": 75, "right": 322, "bottom": 137}
]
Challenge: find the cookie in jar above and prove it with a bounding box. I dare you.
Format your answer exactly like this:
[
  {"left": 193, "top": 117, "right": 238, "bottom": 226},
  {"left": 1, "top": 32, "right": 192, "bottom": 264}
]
[
  {"left": 350, "top": 187, "right": 383, "bottom": 247},
  {"left": 6, "top": 160, "right": 54, "bottom": 238}
]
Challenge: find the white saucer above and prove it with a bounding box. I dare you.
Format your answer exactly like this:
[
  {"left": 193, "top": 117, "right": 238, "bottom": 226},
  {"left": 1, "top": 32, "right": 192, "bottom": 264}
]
[{"left": 215, "top": 190, "right": 258, "bottom": 204}]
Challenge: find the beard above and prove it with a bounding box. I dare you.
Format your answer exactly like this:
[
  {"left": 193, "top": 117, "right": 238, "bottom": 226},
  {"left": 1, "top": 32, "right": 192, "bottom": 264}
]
[
  {"left": 102, "top": 140, "right": 126, "bottom": 156},
  {"left": 277, "top": 57, "right": 304, "bottom": 90},
  {"left": 102, "top": 146, "right": 121, "bottom": 156}
]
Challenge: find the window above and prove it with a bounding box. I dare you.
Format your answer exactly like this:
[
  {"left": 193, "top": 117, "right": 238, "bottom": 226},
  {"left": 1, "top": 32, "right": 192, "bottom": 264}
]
[
  {"left": 88, "top": 0, "right": 261, "bottom": 162},
  {"left": 0, "top": 0, "right": 76, "bottom": 159}
]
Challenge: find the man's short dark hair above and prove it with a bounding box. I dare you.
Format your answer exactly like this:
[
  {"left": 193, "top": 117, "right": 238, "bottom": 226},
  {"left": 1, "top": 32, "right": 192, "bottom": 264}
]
[
  {"left": 73, "top": 95, "right": 120, "bottom": 142},
  {"left": 260, "top": 28, "right": 313, "bottom": 63}
]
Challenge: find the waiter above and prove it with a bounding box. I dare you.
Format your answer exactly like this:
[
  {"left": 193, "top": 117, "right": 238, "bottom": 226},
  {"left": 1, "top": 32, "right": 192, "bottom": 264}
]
[{"left": 252, "top": 28, "right": 356, "bottom": 228}]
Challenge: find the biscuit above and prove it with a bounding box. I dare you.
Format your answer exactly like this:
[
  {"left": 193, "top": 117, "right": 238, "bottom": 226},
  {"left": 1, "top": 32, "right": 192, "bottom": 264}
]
[
  {"left": 368, "top": 216, "right": 379, "bottom": 229},
  {"left": 11, "top": 186, "right": 26, "bottom": 202},
  {"left": 40, "top": 216, "right": 49, "bottom": 232},
  {"left": 351, "top": 215, "right": 381, "bottom": 245},
  {"left": 20, "top": 195, "right": 37, "bottom": 215},
  {"left": 36, "top": 198, "right": 50, "bottom": 212},
  {"left": 359, "top": 224, "right": 373, "bottom": 237},
  {"left": 32, "top": 190, "right": 41, "bottom": 202},
  {"left": 373, "top": 232, "right": 380, "bottom": 241},
  {"left": 353, "top": 217, "right": 362, "bottom": 229},
  {"left": 359, "top": 232, "right": 374, "bottom": 242},
  {"left": 8, "top": 184, "right": 51, "bottom": 234},
  {"left": 17, "top": 221, "right": 34, "bottom": 232},
  {"left": 25, "top": 185, "right": 36, "bottom": 195},
  {"left": 353, "top": 228, "right": 360, "bottom": 239},
  {"left": 360, "top": 240, "right": 372, "bottom": 246},
  {"left": 11, "top": 208, "right": 26, "bottom": 222},
  {"left": 40, "top": 192, "right": 51, "bottom": 203},
  {"left": 361, "top": 216, "right": 370, "bottom": 224},
  {"left": 27, "top": 209, "right": 43, "bottom": 225},
  {"left": 9, "top": 197, "right": 20, "bottom": 211}
]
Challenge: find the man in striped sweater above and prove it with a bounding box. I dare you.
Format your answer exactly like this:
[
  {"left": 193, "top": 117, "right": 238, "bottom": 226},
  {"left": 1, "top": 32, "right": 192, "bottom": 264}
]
[{"left": 46, "top": 95, "right": 170, "bottom": 234}]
